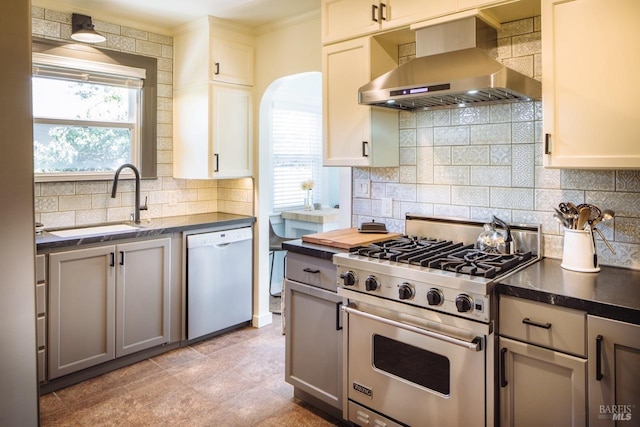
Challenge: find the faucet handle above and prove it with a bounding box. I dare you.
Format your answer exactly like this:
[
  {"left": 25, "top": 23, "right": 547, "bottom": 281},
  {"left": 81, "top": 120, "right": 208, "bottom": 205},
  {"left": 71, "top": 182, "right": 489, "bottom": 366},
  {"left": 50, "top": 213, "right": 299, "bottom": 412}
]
[{"left": 140, "top": 196, "right": 148, "bottom": 211}]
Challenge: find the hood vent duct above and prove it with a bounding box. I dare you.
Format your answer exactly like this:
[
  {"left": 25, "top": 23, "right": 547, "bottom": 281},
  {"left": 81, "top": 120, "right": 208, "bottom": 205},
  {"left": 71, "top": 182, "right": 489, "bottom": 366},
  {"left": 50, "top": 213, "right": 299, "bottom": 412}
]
[{"left": 358, "top": 16, "right": 541, "bottom": 111}]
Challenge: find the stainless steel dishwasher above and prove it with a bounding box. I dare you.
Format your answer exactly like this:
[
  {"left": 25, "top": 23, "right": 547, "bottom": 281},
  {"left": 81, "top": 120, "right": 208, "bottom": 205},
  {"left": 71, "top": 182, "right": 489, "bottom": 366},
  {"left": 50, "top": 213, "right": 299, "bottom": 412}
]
[{"left": 186, "top": 226, "right": 253, "bottom": 341}]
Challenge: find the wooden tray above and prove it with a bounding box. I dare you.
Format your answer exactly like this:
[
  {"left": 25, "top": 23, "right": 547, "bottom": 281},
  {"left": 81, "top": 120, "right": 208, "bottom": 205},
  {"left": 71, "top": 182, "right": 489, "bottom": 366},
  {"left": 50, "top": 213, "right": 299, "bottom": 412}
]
[{"left": 301, "top": 227, "right": 402, "bottom": 249}]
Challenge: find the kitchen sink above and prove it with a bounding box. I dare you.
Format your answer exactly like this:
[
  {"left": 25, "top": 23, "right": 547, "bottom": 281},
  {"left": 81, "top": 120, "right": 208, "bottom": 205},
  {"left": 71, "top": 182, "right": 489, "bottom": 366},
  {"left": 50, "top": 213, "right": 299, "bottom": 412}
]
[{"left": 48, "top": 224, "right": 140, "bottom": 238}]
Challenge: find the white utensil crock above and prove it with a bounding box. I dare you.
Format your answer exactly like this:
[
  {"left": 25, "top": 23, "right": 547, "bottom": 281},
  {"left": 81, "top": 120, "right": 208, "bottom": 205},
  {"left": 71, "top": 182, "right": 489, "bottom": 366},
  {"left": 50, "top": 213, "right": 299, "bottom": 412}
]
[{"left": 561, "top": 228, "right": 600, "bottom": 273}]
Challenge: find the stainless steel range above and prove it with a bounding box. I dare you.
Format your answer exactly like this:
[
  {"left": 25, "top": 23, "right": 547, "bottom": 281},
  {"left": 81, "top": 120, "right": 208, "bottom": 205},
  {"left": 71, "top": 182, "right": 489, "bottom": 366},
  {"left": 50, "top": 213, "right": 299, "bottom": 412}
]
[{"left": 334, "top": 215, "right": 541, "bottom": 427}]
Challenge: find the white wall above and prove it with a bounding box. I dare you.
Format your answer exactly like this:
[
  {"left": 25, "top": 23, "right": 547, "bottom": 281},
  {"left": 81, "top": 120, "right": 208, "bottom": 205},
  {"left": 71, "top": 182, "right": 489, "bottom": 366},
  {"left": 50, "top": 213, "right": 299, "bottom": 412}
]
[
  {"left": 0, "top": 0, "right": 39, "bottom": 424},
  {"left": 252, "top": 12, "right": 322, "bottom": 326}
]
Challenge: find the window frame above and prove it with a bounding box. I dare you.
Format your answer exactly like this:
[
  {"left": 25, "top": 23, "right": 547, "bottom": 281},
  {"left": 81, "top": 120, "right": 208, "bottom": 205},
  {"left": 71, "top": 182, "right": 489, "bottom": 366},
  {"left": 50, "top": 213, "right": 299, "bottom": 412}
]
[{"left": 31, "top": 38, "right": 157, "bottom": 181}]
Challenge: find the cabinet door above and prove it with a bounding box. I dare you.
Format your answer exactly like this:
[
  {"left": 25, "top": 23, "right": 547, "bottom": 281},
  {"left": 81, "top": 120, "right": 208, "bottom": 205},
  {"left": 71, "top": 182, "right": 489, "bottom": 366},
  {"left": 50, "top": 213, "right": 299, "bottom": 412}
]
[
  {"left": 588, "top": 316, "right": 640, "bottom": 426},
  {"left": 49, "top": 246, "right": 116, "bottom": 379},
  {"left": 499, "top": 336, "right": 587, "bottom": 427},
  {"left": 115, "top": 238, "right": 171, "bottom": 357},
  {"left": 211, "top": 83, "right": 253, "bottom": 178},
  {"left": 321, "top": 0, "right": 380, "bottom": 44},
  {"left": 173, "top": 83, "right": 210, "bottom": 179},
  {"left": 210, "top": 37, "right": 254, "bottom": 86},
  {"left": 173, "top": 83, "right": 253, "bottom": 179},
  {"left": 322, "top": 37, "right": 398, "bottom": 167},
  {"left": 542, "top": 0, "right": 640, "bottom": 169},
  {"left": 284, "top": 279, "right": 343, "bottom": 410},
  {"left": 382, "top": 0, "right": 456, "bottom": 29}
]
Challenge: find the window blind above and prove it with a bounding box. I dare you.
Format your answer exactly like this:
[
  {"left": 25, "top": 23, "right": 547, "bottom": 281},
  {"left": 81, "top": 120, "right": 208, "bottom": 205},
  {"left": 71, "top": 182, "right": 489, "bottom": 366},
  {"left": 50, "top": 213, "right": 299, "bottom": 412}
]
[
  {"left": 32, "top": 52, "right": 145, "bottom": 88},
  {"left": 272, "top": 104, "right": 322, "bottom": 212}
]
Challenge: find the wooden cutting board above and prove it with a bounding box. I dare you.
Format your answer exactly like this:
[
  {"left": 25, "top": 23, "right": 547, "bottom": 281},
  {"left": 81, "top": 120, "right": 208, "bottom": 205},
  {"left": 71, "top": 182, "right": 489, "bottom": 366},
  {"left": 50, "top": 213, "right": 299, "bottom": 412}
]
[{"left": 302, "top": 227, "right": 403, "bottom": 249}]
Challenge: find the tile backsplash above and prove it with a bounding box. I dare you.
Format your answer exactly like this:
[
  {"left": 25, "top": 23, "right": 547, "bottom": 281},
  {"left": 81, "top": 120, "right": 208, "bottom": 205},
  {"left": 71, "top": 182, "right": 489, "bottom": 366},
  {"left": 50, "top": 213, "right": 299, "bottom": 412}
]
[
  {"left": 352, "top": 16, "right": 640, "bottom": 270},
  {"left": 31, "top": 7, "right": 253, "bottom": 229}
]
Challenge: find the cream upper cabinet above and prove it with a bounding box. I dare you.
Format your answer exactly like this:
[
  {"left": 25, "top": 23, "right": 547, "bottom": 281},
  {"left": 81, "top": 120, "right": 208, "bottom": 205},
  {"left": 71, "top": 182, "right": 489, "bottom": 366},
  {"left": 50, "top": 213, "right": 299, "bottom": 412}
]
[
  {"left": 322, "top": 0, "right": 381, "bottom": 45},
  {"left": 210, "top": 37, "right": 254, "bottom": 86},
  {"left": 321, "top": 0, "right": 520, "bottom": 44},
  {"left": 173, "top": 17, "right": 254, "bottom": 179},
  {"left": 322, "top": 36, "right": 399, "bottom": 167},
  {"left": 174, "top": 17, "right": 254, "bottom": 88},
  {"left": 321, "top": 0, "right": 458, "bottom": 44},
  {"left": 542, "top": 0, "right": 640, "bottom": 169},
  {"left": 174, "top": 82, "right": 253, "bottom": 179}
]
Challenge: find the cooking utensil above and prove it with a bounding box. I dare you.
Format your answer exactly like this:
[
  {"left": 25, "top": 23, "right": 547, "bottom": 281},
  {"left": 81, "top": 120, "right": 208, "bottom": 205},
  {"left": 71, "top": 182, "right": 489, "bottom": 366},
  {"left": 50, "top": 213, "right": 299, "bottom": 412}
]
[
  {"left": 476, "top": 216, "right": 514, "bottom": 254},
  {"left": 593, "top": 227, "right": 616, "bottom": 254},
  {"left": 553, "top": 212, "right": 571, "bottom": 229},
  {"left": 558, "top": 202, "right": 579, "bottom": 228},
  {"left": 577, "top": 207, "right": 590, "bottom": 230},
  {"left": 577, "top": 203, "right": 602, "bottom": 224}
]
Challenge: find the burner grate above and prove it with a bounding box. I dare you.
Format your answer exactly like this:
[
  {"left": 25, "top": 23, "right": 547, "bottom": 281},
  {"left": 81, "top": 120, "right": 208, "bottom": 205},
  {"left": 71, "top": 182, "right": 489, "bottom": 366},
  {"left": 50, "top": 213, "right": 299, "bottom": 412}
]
[
  {"left": 351, "top": 235, "right": 534, "bottom": 279},
  {"left": 428, "top": 249, "right": 533, "bottom": 278}
]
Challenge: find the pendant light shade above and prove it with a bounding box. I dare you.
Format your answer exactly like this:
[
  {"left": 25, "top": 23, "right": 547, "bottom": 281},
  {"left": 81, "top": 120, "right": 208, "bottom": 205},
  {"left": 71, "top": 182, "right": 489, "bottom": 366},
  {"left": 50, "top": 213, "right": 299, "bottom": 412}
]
[{"left": 70, "top": 13, "right": 106, "bottom": 44}]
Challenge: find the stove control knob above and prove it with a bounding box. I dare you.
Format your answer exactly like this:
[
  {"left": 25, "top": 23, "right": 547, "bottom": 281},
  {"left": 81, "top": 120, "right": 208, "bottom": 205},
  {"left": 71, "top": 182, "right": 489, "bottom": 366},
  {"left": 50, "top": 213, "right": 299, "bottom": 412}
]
[
  {"left": 340, "top": 271, "right": 357, "bottom": 287},
  {"left": 365, "top": 275, "right": 380, "bottom": 291},
  {"left": 426, "top": 288, "right": 444, "bottom": 306},
  {"left": 398, "top": 283, "right": 414, "bottom": 300},
  {"left": 455, "top": 294, "right": 474, "bottom": 313}
]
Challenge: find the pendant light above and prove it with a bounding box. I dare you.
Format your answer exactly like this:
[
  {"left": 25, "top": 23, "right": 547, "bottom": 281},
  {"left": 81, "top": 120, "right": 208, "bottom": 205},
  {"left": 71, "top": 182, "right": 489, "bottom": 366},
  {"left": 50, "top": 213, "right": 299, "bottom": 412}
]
[{"left": 70, "top": 13, "right": 106, "bottom": 44}]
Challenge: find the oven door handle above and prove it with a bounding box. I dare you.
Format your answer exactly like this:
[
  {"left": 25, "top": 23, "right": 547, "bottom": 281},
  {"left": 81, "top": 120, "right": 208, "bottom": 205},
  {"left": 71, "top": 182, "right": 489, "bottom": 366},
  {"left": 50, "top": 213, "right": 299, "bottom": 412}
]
[{"left": 342, "top": 304, "right": 482, "bottom": 352}]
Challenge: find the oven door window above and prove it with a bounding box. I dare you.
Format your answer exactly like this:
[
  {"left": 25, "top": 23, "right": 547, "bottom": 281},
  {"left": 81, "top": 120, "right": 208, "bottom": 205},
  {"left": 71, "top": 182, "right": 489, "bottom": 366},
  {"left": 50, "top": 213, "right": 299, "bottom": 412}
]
[{"left": 372, "top": 334, "right": 450, "bottom": 395}]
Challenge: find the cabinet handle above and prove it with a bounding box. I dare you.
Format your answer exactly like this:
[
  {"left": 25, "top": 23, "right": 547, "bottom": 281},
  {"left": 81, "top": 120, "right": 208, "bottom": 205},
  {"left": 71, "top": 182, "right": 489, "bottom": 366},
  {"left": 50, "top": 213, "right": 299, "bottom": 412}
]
[
  {"left": 336, "top": 301, "right": 343, "bottom": 331},
  {"left": 214, "top": 62, "right": 220, "bottom": 75},
  {"left": 500, "top": 347, "right": 508, "bottom": 387},
  {"left": 303, "top": 268, "right": 320, "bottom": 274},
  {"left": 544, "top": 133, "right": 551, "bottom": 154},
  {"left": 119, "top": 251, "right": 125, "bottom": 266},
  {"left": 379, "top": 2, "right": 387, "bottom": 21},
  {"left": 522, "top": 317, "right": 552, "bottom": 329},
  {"left": 371, "top": 4, "right": 378, "bottom": 22},
  {"left": 110, "top": 252, "right": 115, "bottom": 267},
  {"left": 214, "top": 153, "right": 219, "bottom": 172},
  {"left": 596, "top": 334, "right": 604, "bottom": 381},
  {"left": 362, "top": 141, "right": 369, "bottom": 157}
]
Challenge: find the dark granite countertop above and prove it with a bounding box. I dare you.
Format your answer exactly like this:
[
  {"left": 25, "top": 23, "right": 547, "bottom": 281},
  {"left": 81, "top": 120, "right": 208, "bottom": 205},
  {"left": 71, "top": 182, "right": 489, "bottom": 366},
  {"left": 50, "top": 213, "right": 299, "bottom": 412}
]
[
  {"left": 282, "top": 239, "right": 346, "bottom": 261},
  {"left": 498, "top": 258, "right": 640, "bottom": 325},
  {"left": 36, "top": 212, "right": 255, "bottom": 252}
]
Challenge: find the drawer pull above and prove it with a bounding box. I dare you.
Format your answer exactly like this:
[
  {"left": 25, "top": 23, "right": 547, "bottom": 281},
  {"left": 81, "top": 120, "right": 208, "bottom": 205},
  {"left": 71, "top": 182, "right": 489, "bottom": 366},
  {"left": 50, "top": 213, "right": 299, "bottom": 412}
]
[
  {"left": 303, "top": 268, "right": 320, "bottom": 274},
  {"left": 522, "top": 318, "right": 552, "bottom": 329},
  {"left": 596, "top": 334, "right": 604, "bottom": 381}
]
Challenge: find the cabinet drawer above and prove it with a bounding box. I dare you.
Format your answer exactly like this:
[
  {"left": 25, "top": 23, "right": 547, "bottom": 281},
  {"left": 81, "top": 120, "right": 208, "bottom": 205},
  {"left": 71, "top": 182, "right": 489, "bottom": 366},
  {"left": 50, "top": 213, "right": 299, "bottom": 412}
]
[
  {"left": 37, "top": 315, "right": 46, "bottom": 349},
  {"left": 500, "top": 295, "right": 586, "bottom": 356},
  {"left": 286, "top": 251, "right": 337, "bottom": 292},
  {"left": 36, "top": 254, "right": 46, "bottom": 283},
  {"left": 38, "top": 349, "right": 46, "bottom": 383},
  {"left": 36, "top": 282, "right": 46, "bottom": 316}
]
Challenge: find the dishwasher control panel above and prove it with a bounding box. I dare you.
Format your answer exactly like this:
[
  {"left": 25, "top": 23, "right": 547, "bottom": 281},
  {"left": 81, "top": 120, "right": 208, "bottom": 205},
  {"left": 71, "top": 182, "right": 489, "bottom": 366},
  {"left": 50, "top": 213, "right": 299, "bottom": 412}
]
[{"left": 187, "top": 226, "right": 253, "bottom": 248}]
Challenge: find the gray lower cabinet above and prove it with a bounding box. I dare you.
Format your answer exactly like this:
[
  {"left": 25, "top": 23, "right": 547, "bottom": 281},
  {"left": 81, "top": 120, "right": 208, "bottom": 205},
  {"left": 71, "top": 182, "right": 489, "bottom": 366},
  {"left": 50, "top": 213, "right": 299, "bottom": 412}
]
[
  {"left": 499, "top": 296, "right": 587, "bottom": 427},
  {"left": 284, "top": 251, "right": 342, "bottom": 414},
  {"left": 48, "top": 238, "right": 171, "bottom": 379},
  {"left": 588, "top": 315, "right": 640, "bottom": 426}
]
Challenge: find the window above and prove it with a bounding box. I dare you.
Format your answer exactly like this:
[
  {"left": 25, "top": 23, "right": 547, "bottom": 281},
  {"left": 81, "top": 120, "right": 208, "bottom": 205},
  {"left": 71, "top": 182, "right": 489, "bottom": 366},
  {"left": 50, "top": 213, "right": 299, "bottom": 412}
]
[
  {"left": 271, "top": 101, "right": 323, "bottom": 211},
  {"left": 31, "top": 39, "right": 157, "bottom": 181}
]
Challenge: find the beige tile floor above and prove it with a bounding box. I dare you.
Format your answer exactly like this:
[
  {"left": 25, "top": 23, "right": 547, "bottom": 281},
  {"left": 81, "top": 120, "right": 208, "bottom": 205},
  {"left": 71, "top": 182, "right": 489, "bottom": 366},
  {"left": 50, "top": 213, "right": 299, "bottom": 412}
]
[{"left": 39, "top": 312, "right": 347, "bottom": 426}]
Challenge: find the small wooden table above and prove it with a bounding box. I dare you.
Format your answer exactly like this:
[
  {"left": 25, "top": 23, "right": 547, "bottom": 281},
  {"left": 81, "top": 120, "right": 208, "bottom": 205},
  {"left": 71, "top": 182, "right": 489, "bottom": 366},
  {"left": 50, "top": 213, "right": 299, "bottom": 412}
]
[{"left": 281, "top": 208, "right": 341, "bottom": 237}]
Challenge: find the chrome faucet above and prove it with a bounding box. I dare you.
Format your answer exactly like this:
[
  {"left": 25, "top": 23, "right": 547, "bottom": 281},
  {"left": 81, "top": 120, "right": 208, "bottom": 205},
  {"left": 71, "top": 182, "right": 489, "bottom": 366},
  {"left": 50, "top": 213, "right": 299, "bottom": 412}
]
[{"left": 111, "top": 163, "right": 147, "bottom": 224}]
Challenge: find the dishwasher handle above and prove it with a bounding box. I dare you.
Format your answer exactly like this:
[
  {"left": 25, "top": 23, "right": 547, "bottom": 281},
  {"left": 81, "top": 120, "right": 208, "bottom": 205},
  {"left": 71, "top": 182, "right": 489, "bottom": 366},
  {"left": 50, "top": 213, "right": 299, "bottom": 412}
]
[{"left": 187, "top": 227, "right": 253, "bottom": 248}]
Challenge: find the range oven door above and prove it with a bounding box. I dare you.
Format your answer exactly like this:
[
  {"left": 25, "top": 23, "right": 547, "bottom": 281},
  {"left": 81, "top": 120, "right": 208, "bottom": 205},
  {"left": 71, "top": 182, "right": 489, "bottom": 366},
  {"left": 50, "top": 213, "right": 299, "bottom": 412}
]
[{"left": 343, "top": 298, "right": 488, "bottom": 427}]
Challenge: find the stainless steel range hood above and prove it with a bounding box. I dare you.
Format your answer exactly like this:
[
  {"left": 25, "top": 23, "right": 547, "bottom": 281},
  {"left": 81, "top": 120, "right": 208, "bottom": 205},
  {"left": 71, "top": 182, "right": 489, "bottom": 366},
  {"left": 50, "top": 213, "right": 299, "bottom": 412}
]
[{"left": 358, "top": 16, "right": 541, "bottom": 111}]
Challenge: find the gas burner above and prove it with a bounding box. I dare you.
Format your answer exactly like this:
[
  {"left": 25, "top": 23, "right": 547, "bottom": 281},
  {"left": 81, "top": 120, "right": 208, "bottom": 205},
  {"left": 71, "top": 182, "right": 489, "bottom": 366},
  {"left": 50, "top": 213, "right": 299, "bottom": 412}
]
[{"left": 428, "top": 249, "right": 533, "bottom": 279}]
